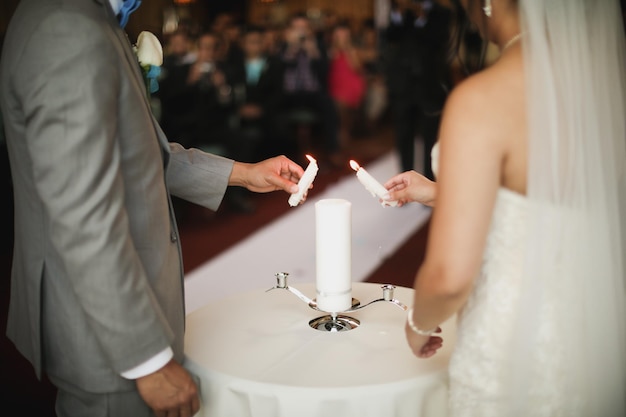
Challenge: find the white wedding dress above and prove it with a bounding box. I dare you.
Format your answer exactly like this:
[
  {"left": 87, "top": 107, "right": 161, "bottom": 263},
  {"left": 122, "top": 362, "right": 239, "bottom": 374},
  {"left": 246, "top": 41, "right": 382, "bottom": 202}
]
[{"left": 431, "top": 143, "right": 567, "bottom": 416}]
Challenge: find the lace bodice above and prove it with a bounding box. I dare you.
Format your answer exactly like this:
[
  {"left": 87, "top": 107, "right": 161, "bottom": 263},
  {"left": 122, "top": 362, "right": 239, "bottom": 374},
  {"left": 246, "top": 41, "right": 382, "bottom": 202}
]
[
  {"left": 447, "top": 187, "right": 530, "bottom": 416},
  {"left": 431, "top": 143, "right": 566, "bottom": 416}
]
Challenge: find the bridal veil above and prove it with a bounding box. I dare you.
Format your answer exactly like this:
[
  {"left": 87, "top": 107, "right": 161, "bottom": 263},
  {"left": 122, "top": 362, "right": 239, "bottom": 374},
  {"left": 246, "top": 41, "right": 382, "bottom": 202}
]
[{"left": 506, "top": 0, "right": 626, "bottom": 415}]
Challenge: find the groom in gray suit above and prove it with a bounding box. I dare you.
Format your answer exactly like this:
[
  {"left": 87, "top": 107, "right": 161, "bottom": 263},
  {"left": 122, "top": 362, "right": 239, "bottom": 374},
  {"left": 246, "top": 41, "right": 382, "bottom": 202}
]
[{"left": 0, "top": 0, "right": 307, "bottom": 416}]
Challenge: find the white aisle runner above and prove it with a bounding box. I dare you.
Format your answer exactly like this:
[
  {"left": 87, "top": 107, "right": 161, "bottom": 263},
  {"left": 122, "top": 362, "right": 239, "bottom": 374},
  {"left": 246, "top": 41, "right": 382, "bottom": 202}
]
[{"left": 184, "top": 151, "right": 431, "bottom": 314}]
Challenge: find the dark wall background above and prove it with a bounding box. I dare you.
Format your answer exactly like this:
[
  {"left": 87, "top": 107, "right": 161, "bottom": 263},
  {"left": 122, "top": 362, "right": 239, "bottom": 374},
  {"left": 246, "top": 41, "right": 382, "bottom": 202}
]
[{"left": 1, "top": 0, "right": 247, "bottom": 41}]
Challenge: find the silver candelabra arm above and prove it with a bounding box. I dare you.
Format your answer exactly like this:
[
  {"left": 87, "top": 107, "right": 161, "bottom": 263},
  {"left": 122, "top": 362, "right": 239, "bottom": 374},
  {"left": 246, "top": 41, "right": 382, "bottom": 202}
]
[
  {"left": 343, "top": 284, "right": 408, "bottom": 312},
  {"left": 266, "top": 272, "right": 320, "bottom": 310}
]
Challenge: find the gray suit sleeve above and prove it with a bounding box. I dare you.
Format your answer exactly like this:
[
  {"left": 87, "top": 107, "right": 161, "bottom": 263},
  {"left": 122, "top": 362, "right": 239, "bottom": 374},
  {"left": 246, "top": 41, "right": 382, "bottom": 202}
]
[{"left": 166, "top": 142, "right": 234, "bottom": 211}]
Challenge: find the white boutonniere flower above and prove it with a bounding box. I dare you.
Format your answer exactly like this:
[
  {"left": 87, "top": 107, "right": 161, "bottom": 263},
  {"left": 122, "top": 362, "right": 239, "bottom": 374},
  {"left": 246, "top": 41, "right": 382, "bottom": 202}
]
[{"left": 134, "top": 31, "right": 163, "bottom": 95}]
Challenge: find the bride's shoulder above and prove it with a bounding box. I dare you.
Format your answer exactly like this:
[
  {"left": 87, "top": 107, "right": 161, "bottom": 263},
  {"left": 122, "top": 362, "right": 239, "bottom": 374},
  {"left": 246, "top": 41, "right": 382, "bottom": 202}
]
[
  {"left": 450, "top": 60, "right": 521, "bottom": 102},
  {"left": 439, "top": 58, "right": 525, "bottom": 161},
  {"left": 441, "top": 71, "right": 499, "bottom": 131},
  {"left": 443, "top": 58, "right": 525, "bottom": 129}
]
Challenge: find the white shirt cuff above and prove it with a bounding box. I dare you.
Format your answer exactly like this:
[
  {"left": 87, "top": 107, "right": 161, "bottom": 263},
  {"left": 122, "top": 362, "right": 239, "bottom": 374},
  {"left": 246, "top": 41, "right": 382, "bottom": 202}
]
[{"left": 120, "top": 347, "right": 174, "bottom": 379}]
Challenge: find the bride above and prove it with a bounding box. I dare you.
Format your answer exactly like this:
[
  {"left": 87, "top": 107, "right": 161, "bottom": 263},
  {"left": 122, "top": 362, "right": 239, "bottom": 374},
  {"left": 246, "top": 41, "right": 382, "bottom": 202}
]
[{"left": 384, "top": 0, "right": 626, "bottom": 415}]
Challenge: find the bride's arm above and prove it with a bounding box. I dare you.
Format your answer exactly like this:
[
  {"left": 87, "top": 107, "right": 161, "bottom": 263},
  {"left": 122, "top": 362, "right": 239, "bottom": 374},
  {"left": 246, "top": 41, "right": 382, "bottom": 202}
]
[{"left": 407, "top": 72, "right": 506, "bottom": 354}]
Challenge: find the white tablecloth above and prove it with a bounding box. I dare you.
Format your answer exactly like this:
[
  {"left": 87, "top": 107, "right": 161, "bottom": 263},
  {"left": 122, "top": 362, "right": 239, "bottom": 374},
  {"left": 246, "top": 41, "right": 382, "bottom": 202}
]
[{"left": 184, "top": 282, "right": 456, "bottom": 417}]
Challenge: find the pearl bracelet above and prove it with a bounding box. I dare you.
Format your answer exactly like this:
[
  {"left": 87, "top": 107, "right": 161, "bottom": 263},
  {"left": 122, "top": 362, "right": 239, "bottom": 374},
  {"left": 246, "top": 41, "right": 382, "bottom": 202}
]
[{"left": 406, "top": 307, "right": 437, "bottom": 336}]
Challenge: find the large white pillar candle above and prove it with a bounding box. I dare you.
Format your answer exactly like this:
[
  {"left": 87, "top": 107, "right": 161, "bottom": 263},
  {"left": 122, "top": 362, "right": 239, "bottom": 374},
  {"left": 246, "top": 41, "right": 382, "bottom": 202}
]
[{"left": 315, "top": 199, "right": 352, "bottom": 312}]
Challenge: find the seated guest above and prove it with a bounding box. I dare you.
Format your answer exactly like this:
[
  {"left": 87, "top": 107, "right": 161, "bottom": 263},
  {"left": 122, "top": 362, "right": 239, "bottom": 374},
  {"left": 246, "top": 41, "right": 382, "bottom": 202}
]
[
  {"left": 277, "top": 13, "right": 341, "bottom": 166},
  {"left": 162, "top": 30, "right": 195, "bottom": 71},
  {"left": 262, "top": 25, "right": 283, "bottom": 57},
  {"left": 222, "top": 21, "right": 246, "bottom": 80},
  {"left": 233, "top": 26, "right": 287, "bottom": 160},
  {"left": 356, "top": 22, "right": 388, "bottom": 131},
  {"left": 159, "top": 33, "right": 233, "bottom": 152}
]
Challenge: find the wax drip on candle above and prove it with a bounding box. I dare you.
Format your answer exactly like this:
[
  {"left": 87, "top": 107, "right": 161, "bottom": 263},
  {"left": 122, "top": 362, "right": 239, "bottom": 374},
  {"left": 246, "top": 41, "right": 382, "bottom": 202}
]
[
  {"left": 349, "top": 160, "right": 398, "bottom": 207},
  {"left": 289, "top": 155, "right": 318, "bottom": 207}
]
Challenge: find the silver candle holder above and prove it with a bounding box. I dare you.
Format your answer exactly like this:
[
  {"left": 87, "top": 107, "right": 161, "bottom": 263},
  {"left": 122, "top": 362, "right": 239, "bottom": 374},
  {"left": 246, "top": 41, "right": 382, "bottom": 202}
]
[{"left": 266, "top": 272, "right": 408, "bottom": 332}]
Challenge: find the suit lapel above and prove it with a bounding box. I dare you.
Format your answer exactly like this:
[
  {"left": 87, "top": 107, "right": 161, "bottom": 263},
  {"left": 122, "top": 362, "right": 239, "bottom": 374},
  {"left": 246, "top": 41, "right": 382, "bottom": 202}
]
[{"left": 99, "top": 0, "right": 172, "bottom": 157}]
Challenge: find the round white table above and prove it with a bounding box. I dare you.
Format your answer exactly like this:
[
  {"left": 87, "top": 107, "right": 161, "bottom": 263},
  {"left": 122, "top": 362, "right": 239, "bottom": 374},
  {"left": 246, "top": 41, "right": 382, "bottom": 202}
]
[{"left": 184, "top": 282, "right": 456, "bottom": 417}]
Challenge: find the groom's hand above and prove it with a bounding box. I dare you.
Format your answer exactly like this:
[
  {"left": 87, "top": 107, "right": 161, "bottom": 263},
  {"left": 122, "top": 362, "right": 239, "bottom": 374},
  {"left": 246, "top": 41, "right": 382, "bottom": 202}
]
[
  {"left": 230, "top": 156, "right": 305, "bottom": 195},
  {"left": 136, "top": 359, "right": 200, "bottom": 417}
]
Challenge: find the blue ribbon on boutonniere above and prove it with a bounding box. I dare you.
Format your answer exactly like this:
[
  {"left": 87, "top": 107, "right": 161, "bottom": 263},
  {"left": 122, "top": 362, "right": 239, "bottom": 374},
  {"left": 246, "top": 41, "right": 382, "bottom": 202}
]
[
  {"left": 118, "top": 0, "right": 142, "bottom": 28},
  {"left": 144, "top": 65, "right": 161, "bottom": 94}
]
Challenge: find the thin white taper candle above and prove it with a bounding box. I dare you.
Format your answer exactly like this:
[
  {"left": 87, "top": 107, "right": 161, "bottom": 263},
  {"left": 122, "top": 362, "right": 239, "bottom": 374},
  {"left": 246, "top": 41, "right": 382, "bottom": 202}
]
[
  {"left": 289, "top": 155, "right": 318, "bottom": 207},
  {"left": 349, "top": 160, "right": 398, "bottom": 207}
]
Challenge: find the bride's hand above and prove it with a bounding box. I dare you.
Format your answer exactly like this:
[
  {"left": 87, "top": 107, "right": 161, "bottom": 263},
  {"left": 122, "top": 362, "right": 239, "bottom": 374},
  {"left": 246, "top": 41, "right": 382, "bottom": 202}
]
[
  {"left": 405, "top": 323, "right": 443, "bottom": 358},
  {"left": 385, "top": 171, "right": 437, "bottom": 207}
]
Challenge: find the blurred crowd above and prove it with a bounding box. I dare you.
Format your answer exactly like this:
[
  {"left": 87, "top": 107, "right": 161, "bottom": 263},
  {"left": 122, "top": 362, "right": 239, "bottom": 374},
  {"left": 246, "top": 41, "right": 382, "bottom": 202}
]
[{"left": 155, "top": 10, "right": 392, "bottom": 176}]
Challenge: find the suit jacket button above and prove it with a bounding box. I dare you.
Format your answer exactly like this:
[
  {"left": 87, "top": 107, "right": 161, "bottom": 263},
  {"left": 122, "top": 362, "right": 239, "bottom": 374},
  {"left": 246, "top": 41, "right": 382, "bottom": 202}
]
[{"left": 170, "top": 232, "right": 178, "bottom": 243}]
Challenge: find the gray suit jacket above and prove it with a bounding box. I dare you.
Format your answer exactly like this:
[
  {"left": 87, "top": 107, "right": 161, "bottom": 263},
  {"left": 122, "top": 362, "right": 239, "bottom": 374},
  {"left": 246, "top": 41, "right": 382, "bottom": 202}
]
[{"left": 0, "top": 0, "right": 233, "bottom": 393}]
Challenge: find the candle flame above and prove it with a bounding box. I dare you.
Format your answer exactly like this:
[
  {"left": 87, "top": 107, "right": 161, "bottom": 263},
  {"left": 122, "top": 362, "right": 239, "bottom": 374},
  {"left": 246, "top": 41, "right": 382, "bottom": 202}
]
[
  {"left": 349, "top": 160, "right": 360, "bottom": 171},
  {"left": 306, "top": 154, "right": 316, "bottom": 163}
]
